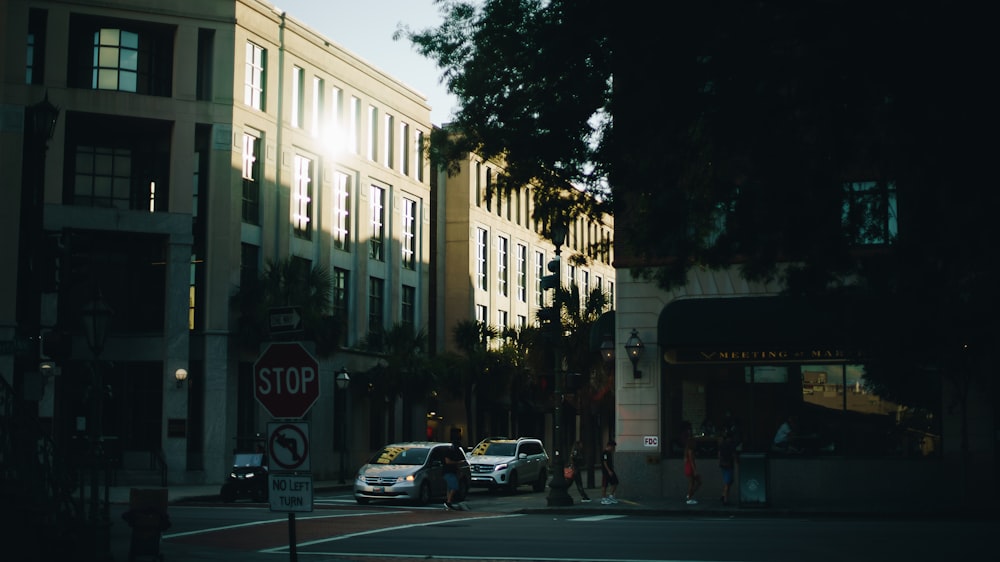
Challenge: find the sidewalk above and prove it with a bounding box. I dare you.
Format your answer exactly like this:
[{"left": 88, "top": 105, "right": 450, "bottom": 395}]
[{"left": 110, "top": 481, "right": 993, "bottom": 519}]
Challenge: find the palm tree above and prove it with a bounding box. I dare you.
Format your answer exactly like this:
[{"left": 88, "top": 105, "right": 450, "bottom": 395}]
[
  {"left": 231, "top": 257, "right": 340, "bottom": 357},
  {"left": 450, "top": 319, "right": 499, "bottom": 443},
  {"left": 382, "top": 323, "right": 431, "bottom": 441}
]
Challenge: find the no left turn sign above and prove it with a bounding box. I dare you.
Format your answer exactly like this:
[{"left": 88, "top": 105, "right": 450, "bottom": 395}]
[{"left": 268, "top": 422, "right": 310, "bottom": 471}]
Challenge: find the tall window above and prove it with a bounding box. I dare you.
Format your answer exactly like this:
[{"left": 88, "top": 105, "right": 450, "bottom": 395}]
[
  {"left": 368, "top": 276, "right": 384, "bottom": 338},
  {"left": 402, "top": 197, "right": 417, "bottom": 269},
  {"left": 241, "top": 132, "right": 260, "bottom": 225},
  {"left": 73, "top": 146, "right": 131, "bottom": 209},
  {"left": 311, "top": 76, "right": 323, "bottom": 136},
  {"left": 843, "top": 181, "right": 898, "bottom": 245},
  {"left": 401, "top": 284, "right": 416, "bottom": 330},
  {"left": 498, "top": 309, "right": 508, "bottom": 329},
  {"left": 476, "top": 228, "right": 488, "bottom": 291},
  {"left": 92, "top": 28, "right": 138, "bottom": 92},
  {"left": 244, "top": 41, "right": 265, "bottom": 110},
  {"left": 415, "top": 130, "right": 424, "bottom": 182},
  {"left": 333, "top": 171, "right": 350, "bottom": 251},
  {"left": 516, "top": 244, "right": 527, "bottom": 303},
  {"left": 497, "top": 235, "right": 509, "bottom": 297},
  {"left": 349, "top": 96, "right": 361, "bottom": 154},
  {"left": 367, "top": 105, "right": 378, "bottom": 161},
  {"left": 583, "top": 270, "right": 590, "bottom": 300},
  {"left": 291, "top": 66, "right": 303, "bottom": 128},
  {"left": 476, "top": 304, "right": 487, "bottom": 323},
  {"left": 26, "top": 9, "right": 46, "bottom": 85},
  {"left": 475, "top": 162, "right": 482, "bottom": 207},
  {"left": 333, "top": 268, "right": 349, "bottom": 345},
  {"left": 369, "top": 185, "right": 385, "bottom": 261},
  {"left": 331, "top": 86, "right": 343, "bottom": 147},
  {"left": 485, "top": 168, "right": 493, "bottom": 211},
  {"left": 400, "top": 122, "right": 410, "bottom": 175},
  {"left": 196, "top": 28, "right": 214, "bottom": 101},
  {"left": 292, "top": 155, "right": 312, "bottom": 239},
  {"left": 534, "top": 250, "right": 544, "bottom": 306},
  {"left": 383, "top": 114, "right": 395, "bottom": 169}
]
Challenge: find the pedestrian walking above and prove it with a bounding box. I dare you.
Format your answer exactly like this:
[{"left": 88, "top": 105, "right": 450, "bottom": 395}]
[
  {"left": 569, "top": 440, "right": 591, "bottom": 502},
  {"left": 684, "top": 438, "right": 702, "bottom": 504},
  {"left": 443, "top": 439, "right": 464, "bottom": 510},
  {"left": 600, "top": 440, "right": 618, "bottom": 504},
  {"left": 718, "top": 429, "right": 737, "bottom": 505}
]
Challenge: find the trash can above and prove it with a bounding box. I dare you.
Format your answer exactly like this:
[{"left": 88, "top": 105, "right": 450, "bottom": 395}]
[
  {"left": 122, "top": 488, "right": 171, "bottom": 561},
  {"left": 738, "top": 453, "right": 768, "bottom": 507}
]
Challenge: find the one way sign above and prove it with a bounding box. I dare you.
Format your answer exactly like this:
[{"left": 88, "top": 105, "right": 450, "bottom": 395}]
[{"left": 269, "top": 306, "right": 302, "bottom": 334}]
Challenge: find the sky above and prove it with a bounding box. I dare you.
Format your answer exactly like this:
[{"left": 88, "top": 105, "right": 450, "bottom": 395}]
[{"left": 271, "top": 0, "right": 460, "bottom": 126}]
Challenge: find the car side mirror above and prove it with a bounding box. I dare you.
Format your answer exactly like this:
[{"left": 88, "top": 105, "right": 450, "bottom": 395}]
[
  {"left": 431, "top": 460, "right": 442, "bottom": 467},
  {"left": 519, "top": 453, "right": 527, "bottom": 459}
]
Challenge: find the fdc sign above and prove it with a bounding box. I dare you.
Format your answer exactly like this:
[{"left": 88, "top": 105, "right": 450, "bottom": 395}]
[{"left": 254, "top": 342, "right": 320, "bottom": 419}]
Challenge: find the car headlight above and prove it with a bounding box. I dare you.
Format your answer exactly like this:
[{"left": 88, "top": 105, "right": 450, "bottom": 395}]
[
  {"left": 397, "top": 474, "right": 415, "bottom": 483},
  {"left": 230, "top": 471, "right": 237, "bottom": 479},
  {"left": 245, "top": 472, "right": 255, "bottom": 479},
  {"left": 495, "top": 463, "right": 508, "bottom": 471}
]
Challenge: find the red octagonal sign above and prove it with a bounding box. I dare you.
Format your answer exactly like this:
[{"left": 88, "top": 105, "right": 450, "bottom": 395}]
[{"left": 254, "top": 342, "right": 320, "bottom": 419}]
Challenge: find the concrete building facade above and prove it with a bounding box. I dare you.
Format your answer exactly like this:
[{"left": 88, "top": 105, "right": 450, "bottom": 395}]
[
  {"left": 2, "top": 0, "right": 433, "bottom": 486},
  {"left": 432, "top": 149, "right": 616, "bottom": 446}
]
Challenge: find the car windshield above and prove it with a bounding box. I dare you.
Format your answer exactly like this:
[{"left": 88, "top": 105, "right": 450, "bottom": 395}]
[
  {"left": 233, "top": 453, "right": 264, "bottom": 467},
  {"left": 369, "top": 446, "right": 429, "bottom": 465},
  {"left": 474, "top": 442, "right": 515, "bottom": 457}
]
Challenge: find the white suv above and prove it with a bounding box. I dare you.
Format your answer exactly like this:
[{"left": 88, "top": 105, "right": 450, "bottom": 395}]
[{"left": 468, "top": 437, "right": 549, "bottom": 493}]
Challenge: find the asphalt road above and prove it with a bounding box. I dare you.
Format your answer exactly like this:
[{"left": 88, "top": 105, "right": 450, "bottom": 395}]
[{"left": 108, "top": 490, "right": 992, "bottom": 562}]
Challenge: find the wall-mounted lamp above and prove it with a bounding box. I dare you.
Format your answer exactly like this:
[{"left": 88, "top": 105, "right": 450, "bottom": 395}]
[
  {"left": 336, "top": 367, "right": 351, "bottom": 390},
  {"left": 39, "top": 361, "right": 60, "bottom": 377},
  {"left": 174, "top": 368, "right": 189, "bottom": 389},
  {"left": 600, "top": 334, "right": 615, "bottom": 364},
  {"left": 624, "top": 329, "right": 644, "bottom": 378}
]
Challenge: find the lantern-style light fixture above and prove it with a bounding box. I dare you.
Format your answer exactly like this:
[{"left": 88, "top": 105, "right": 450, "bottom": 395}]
[
  {"left": 175, "top": 368, "right": 189, "bottom": 389},
  {"left": 81, "top": 293, "right": 113, "bottom": 357},
  {"left": 336, "top": 367, "right": 351, "bottom": 390},
  {"left": 30, "top": 92, "right": 59, "bottom": 144},
  {"left": 549, "top": 220, "right": 568, "bottom": 250},
  {"left": 600, "top": 333, "right": 615, "bottom": 364},
  {"left": 624, "top": 329, "right": 644, "bottom": 378}
]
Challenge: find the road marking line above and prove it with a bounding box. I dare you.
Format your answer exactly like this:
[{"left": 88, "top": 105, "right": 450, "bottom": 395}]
[
  {"left": 162, "top": 511, "right": 395, "bottom": 539},
  {"left": 570, "top": 515, "right": 628, "bottom": 521}
]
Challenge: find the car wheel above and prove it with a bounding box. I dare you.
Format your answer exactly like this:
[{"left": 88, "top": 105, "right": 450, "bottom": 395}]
[
  {"left": 532, "top": 468, "right": 547, "bottom": 492},
  {"left": 506, "top": 471, "right": 519, "bottom": 494},
  {"left": 416, "top": 482, "right": 432, "bottom": 505},
  {"left": 220, "top": 483, "right": 236, "bottom": 503}
]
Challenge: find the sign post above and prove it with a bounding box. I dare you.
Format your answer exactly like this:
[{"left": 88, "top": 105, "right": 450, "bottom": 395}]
[{"left": 254, "top": 342, "right": 320, "bottom": 562}]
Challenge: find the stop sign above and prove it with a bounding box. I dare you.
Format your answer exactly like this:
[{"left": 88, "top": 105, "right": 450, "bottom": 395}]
[{"left": 254, "top": 342, "right": 320, "bottom": 419}]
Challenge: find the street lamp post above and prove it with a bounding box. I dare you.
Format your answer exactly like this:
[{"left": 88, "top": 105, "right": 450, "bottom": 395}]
[
  {"left": 82, "top": 293, "right": 113, "bottom": 561},
  {"left": 336, "top": 367, "right": 350, "bottom": 484},
  {"left": 545, "top": 221, "right": 573, "bottom": 507}
]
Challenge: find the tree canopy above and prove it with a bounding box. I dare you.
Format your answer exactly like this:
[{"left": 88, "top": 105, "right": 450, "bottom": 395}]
[{"left": 401, "top": 0, "right": 995, "bottom": 407}]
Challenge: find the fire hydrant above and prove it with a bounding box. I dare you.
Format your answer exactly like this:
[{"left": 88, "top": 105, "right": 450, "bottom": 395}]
[{"left": 122, "top": 489, "right": 171, "bottom": 561}]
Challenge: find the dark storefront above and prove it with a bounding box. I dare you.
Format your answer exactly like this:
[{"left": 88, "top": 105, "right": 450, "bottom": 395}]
[{"left": 659, "top": 296, "right": 942, "bottom": 483}]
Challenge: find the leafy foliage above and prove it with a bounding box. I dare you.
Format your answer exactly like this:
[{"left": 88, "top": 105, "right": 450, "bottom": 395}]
[
  {"left": 402, "top": 0, "right": 995, "bottom": 422},
  {"left": 231, "top": 257, "right": 340, "bottom": 357}
]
